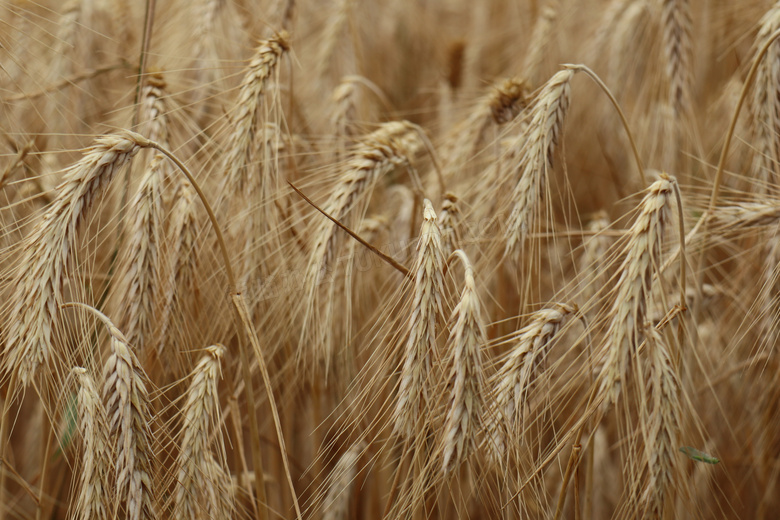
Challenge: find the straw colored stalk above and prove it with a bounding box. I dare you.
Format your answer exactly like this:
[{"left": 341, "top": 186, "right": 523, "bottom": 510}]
[
  {"left": 321, "top": 442, "right": 365, "bottom": 520},
  {"left": 487, "top": 304, "right": 575, "bottom": 462},
  {"left": 394, "top": 199, "right": 445, "bottom": 438},
  {"left": 751, "top": 3, "right": 780, "bottom": 191},
  {"left": 504, "top": 69, "right": 574, "bottom": 258},
  {"left": 73, "top": 366, "right": 111, "bottom": 520},
  {"left": 441, "top": 250, "right": 486, "bottom": 474},
  {"left": 174, "top": 345, "right": 232, "bottom": 520},
  {"left": 642, "top": 325, "right": 683, "bottom": 519},
  {"left": 4, "top": 134, "right": 143, "bottom": 386},
  {"left": 598, "top": 176, "right": 675, "bottom": 405}
]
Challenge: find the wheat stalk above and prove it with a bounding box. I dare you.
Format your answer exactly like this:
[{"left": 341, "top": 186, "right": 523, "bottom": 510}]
[{"left": 751, "top": 3, "right": 780, "bottom": 191}]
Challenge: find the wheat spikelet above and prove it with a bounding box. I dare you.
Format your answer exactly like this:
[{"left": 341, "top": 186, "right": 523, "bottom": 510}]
[
  {"left": 487, "top": 304, "right": 575, "bottom": 462},
  {"left": 504, "top": 69, "right": 574, "bottom": 258},
  {"left": 642, "top": 325, "right": 683, "bottom": 519},
  {"left": 751, "top": 3, "right": 780, "bottom": 190},
  {"left": 73, "top": 366, "right": 110, "bottom": 520},
  {"left": 4, "top": 134, "right": 143, "bottom": 386},
  {"left": 394, "top": 199, "right": 445, "bottom": 438},
  {"left": 95, "top": 308, "right": 155, "bottom": 520},
  {"left": 321, "top": 442, "right": 364, "bottom": 520},
  {"left": 598, "top": 176, "right": 675, "bottom": 405},
  {"left": 661, "top": 0, "right": 692, "bottom": 115},
  {"left": 441, "top": 250, "right": 485, "bottom": 474},
  {"left": 174, "top": 345, "right": 232, "bottom": 520}
]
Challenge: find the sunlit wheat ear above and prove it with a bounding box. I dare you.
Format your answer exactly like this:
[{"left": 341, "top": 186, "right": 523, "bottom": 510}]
[
  {"left": 4, "top": 134, "right": 143, "bottom": 387},
  {"left": 441, "top": 250, "right": 485, "bottom": 475},
  {"left": 175, "top": 345, "right": 233, "bottom": 520},
  {"left": 642, "top": 325, "right": 684, "bottom": 520},
  {"left": 751, "top": 3, "right": 780, "bottom": 191},
  {"left": 114, "top": 154, "right": 165, "bottom": 357},
  {"left": 73, "top": 367, "right": 111, "bottom": 520},
  {"left": 486, "top": 303, "right": 575, "bottom": 463},
  {"left": 504, "top": 69, "right": 574, "bottom": 258},
  {"left": 524, "top": 5, "right": 557, "bottom": 85},
  {"left": 438, "top": 193, "right": 462, "bottom": 255},
  {"left": 155, "top": 179, "right": 200, "bottom": 366},
  {"left": 394, "top": 199, "right": 445, "bottom": 438},
  {"left": 219, "top": 32, "right": 289, "bottom": 196},
  {"left": 322, "top": 442, "right": 365, "bottom": 520},
  {"left": 710, "top": 201, "right": 780, "bottom": 230},
  {"left": 598, "top": 176, "right": 675, "bottom": 406},
  {"left": 93, "top": 308, "right": 156, "bottom": 520},
  {"left": 661, "top": 0, "right": 692, "bottom": 115}
]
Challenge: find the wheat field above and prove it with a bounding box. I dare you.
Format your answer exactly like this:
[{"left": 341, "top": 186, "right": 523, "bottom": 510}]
[{"left": 0, "top": 0, "right": 779, "bottom": 518}]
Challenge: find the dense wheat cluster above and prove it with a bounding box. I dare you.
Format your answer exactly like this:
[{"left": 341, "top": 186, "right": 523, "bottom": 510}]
[{"left": 2, "top": 0, "right": 780, "bottom": 518}]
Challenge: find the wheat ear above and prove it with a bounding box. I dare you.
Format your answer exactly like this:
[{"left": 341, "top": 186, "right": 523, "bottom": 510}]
[
  {"left": 174, "top": 345, "right": 232, "bottom": 520},
  {"left": 4, "top": 134, "right": 143, "bottom": 386},
  {"left": 115, "top": 154, "right": 165, "bottom": 356},
  {"left": 62, "top": 303, "right": 155, "bottom": 520},
  {"left": 598, "top": 176, "right": 675, "bottom": 405},
  {"left": 661, "top": 0, "right": 692, "bottom": 115},
  {"left": 394, "top": 199, "right": 445, "bottom": 438},
  {"left": 751, "top": 3, "right": 780, "bottom": 190},
  {"left": 322, "top": 442, "right": 365, "bottom": 520},
  {"left": 220, "top": 33, "right": 289, "bottom": 195},
  {"left": 441, "top": 250, "right": 486, "bottom": 474},
  {"left": 642, "top": 325, "right": 683, "bottom": 519},
  {"left": 73, "top": 366, "right": 111, "bottom": 520},
  {"left": 487, "top": 303, "right": 575, "bottom": 462},
  {"left": 504, "top": 69, "right": 574, "bottom": 258}
]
